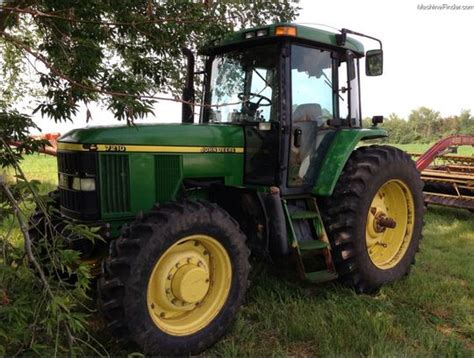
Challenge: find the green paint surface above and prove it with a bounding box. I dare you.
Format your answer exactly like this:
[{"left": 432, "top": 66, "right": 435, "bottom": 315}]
[
  {"left": 60, "top": 123, "right": 244, "bottom": 147},
  {"left": 203, "top": 23, "right": 365, "bottom": 55},
  {"left": 312, "top": 128, "right": 387, "bottom": 196},
  {"left": 60, "top": 123, "right": 245, "bottom": 221}
]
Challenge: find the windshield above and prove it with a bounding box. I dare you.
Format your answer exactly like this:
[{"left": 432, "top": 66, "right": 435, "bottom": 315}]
[
  {"left": 207, "top": 44, "right": 279, "bottom": 123},
  {"left": 291, "top": 45, "right": 334, "bottom": 126}
]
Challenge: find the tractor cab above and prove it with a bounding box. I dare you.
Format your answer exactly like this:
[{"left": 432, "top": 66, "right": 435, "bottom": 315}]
[{"left": 196, "top": 24, "right": 384, "bottom": 194}]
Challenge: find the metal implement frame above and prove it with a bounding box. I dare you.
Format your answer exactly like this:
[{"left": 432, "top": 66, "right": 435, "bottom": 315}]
[{"left": 411, "top": 135, "right": 474, "bottom": 210}]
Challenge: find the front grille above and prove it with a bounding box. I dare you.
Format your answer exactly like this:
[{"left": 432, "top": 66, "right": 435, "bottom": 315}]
[
  {"left": 60, "top": 189, "right": 80, "bottom": 210},
  {"left": 58, "top": 152, "right": 81, "bottom": 175},
  {"left": 100, "top": 154, "right": 131, "bottom": 214},
  {"left": 57, "top": 150, "right": 100, "bottom": 220},
  {"left": 58, "top": 151, "right": 97, "bottom": 176},
  {"left": 155, "top": 155, "right": 182, "bottom": 201}
]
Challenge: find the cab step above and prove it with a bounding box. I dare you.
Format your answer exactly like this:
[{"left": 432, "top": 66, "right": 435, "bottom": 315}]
[
  {"left": 305, "top": 270, "right": 338, "bottom": 283},
  {"left": 298, "top": 240, "right": 328, "bottom": 252},
  {"left": 290, "top": 210, "right": 319, "bottom": 220},
  {"left": 283, "top": 196, "right": 338, "bottom": 284}
]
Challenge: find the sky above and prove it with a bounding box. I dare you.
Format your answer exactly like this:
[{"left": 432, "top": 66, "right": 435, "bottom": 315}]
[
  {"left": 297, "top": 0, "right": 474, "bottom": 120},
  {"left": 30, "top": 0, "right": 474, "bottom": 133}
]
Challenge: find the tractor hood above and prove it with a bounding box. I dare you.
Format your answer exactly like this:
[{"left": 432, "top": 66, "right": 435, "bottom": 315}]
[{"left": 58, "top": 123, "right": 244, "bottom": 152}]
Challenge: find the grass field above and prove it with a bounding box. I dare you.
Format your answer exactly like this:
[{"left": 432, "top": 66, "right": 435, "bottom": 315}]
[
  {"left": 1, "top": 152, "right": 473, "bottom": 356},
  {"left": 393, "top": 143, "right": 474, "bottom": 156}
]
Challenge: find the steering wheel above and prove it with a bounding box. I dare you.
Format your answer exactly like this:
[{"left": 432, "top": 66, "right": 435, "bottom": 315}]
[
  {"left": 238, "top": 92, "right": 272, "bottom": 107},
  {"left": 237, "top": 92, "right": 272, "bottom": 117}
]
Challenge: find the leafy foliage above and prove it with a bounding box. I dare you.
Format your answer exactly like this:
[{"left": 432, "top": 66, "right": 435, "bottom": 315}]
[
  {"left": 0, "top": 174, "right": 104, "bottom": 356},
  {"left": 365, "top": 107, "right": 474, "bottom": 144},
  {"left": 0, "top": 107, "right": 49, "bottom": 167},
  {"left": 0, "top": 0, "right": 299, "bottom": 122},
  {"left": 0, "top": 102, "right": 104, "bottom": 356}
]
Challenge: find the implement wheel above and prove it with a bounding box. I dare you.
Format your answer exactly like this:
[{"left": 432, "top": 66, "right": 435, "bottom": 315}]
[
  {"left": 98, "top": 200, "right": 250, "bottom": 356},
  {"left": 320, "top": 145, "right": 424, "bottom": 293}
]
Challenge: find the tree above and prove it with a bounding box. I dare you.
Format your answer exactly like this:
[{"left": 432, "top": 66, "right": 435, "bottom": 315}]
[
  {"left": 379, "top": 113, "right": 407, "bottom": 143},
  {"left": 408, "top": 107, "right": 443, "bottom": 143},
  {"left": 458, "top": 109, "right": 474, "bottom": 135},
  {"left": 0, "top": 0, "right": 299, "bottom": 123}
]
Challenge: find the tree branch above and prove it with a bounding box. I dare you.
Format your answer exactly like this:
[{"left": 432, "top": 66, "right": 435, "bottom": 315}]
[
  {"left": 0, "top": 152, "right": 78, "bottom": 352},
  {"left": 0, "top": 176, "right": 75, "bottom": 348},
  {"left": 0, "top": 30, "right": 249, "bottom": 109},
  {"left": 0, "top": 5, "right": 215, "bottom": 27}
]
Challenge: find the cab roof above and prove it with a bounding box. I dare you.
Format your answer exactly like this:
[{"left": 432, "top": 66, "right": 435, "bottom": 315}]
[{"left": 201, "top": 23, "right": 365, "bottom": 56}]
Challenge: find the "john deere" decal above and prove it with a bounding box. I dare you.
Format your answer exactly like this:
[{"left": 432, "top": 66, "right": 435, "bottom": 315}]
[{"left": 57, "top": 142, "right": 244, "bottom": 154}]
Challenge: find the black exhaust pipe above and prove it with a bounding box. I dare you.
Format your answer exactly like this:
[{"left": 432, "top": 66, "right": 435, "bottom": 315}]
[{"left": 181, "top": 48, "right": 195, "bottom": 123}]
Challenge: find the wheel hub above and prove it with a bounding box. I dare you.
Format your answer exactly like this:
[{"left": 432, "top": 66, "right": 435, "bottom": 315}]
[
  {"left": 158, "top": 246, "right": 210, "bottom": 311},
  {"left": 171, "top": 261, "right": 209, "bottom": 304},
  {"left": 147, "top": 235, "right": 232, "bottom": 336},
  {"left": 365, "top": 180, "right": 415, "bottom": 270},
  {"left": 373, "top": 212, "right": 397, "bottom": 233}
]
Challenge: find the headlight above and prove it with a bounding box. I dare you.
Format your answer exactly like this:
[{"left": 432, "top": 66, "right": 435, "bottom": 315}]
[
  {"left": 244, "top": 31, "right": 256, "bottom": 39},
  {"left": 59, "top": 174, "right": 69, "bottom": 189},
  {"left": 80, "top": 178, "right": 96, "bottom": 191},
  {"left": 71, "top": 177, "right": 96, "bottom": 191},
  {"left": 72, "top": 177, "right": 81, "bottom": 191}
]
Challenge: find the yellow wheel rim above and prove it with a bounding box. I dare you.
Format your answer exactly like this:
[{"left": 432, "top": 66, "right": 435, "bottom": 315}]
[
  {"left": 366, "top": 179, "right": 415, "bottom": 270},
  {"left": 147, "top": 235, "right": 232, "bottom": 336}
]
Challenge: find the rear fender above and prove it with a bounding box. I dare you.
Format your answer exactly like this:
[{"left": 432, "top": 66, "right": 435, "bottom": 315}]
[{"left": 312, "top": 128, "right": 387, "bottom": 196}]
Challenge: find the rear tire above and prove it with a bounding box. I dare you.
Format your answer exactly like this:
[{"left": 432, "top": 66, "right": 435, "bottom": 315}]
[
  {"left": 98, "top": 200, "right": 250, "bottom": 356},
  {"left": 320, "top": 145, "right": 424, "bottom": 293}
]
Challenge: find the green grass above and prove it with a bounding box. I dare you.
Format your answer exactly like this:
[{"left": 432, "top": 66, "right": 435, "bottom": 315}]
[
  {"left": 2, "top": 154, "right": 473, "bottom": 357},
  {"left": 0, "top": 154, "right": 58, "bottom": 247},
  {"left": 391, "top": 143, "right": 474, "bottom": 156},
  {"left": 3, "top": 154, "right": 58, "bottom": 192}
]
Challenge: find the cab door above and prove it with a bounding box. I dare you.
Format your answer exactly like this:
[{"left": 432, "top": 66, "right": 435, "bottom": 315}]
[
  {"left": 243, "top": 67, "right": 281, "bottom": 185},
  {"left": 287, "top": 44, "right": 337, "bottom": 190}
]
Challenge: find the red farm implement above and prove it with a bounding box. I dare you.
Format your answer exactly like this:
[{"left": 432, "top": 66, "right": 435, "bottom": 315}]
[
  {"left": 410, "top": 135, "right": 474, "bottom": 211},
  {"left": 9, "top": 132, "right": 60, "bottom": 156}
]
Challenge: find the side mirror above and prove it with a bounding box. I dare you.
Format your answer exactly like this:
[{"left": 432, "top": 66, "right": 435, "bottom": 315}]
[
  {"left": 366, "top": 49, "right": 383, "bottom": 76},
  {"left": 372, "top": 115, "right": 384, "bottom": 126}
]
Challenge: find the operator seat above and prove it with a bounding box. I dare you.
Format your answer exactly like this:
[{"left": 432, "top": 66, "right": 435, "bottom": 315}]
[
  {"left": 291, "top": 103, "right": 324, "bottom": 185},
  {"left": 293, "top": 103, "right": 324, "bottom": 127}
]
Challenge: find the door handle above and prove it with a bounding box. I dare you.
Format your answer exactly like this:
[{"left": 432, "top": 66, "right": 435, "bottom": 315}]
[{"left": 294, "top": 128, "right": 302, "bottom": 147}]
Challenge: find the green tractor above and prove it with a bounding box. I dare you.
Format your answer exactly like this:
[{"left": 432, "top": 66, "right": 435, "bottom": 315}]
[{"left": 35, "top": 23, "right": 424, "bottom": 355}]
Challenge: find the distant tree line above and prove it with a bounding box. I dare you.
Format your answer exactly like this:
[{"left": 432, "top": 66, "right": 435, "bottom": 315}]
[{"left": 363, "top": 107, "right": 474, "bottom": 144}]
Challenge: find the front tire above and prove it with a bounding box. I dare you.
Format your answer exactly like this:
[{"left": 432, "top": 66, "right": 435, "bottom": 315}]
[
  {"left": 98, "top": 200, "right": 250, "bottom": 356},
  {"left": 320, "top": 145, "right": 424, "bottom": 293}
]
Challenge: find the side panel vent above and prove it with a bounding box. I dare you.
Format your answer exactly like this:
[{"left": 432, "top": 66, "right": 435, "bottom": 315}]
[
  {"left": 155, "top": 155, "right": 183, "bottom": 202},
  {"left": 100, "top": 154, "right": 131, "bottom": 214}
]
